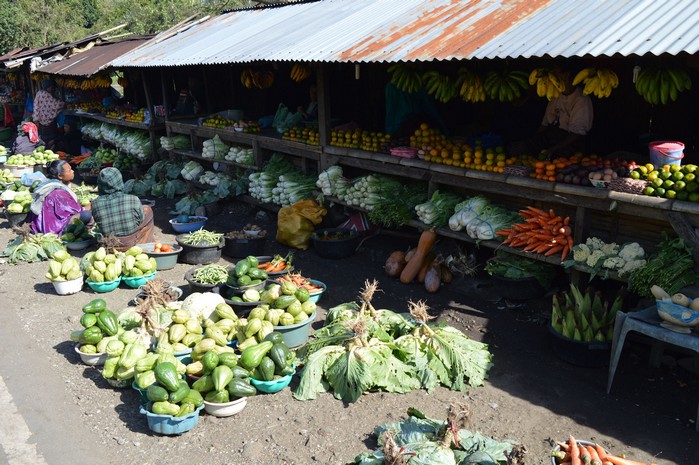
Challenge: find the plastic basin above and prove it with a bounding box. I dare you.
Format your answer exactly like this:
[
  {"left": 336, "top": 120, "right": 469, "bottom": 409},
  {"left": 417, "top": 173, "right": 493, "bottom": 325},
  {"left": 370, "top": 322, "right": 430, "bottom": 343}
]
[
  {"left": 5, "top": 210, "right": 28, "bottom": 227},
  {"left": 53, "top": 276, "right": 84, "bottom": 296},
  {"left": 273, "top": 312, "right": 316, "bottom": 348},
  {"left": 548, "top": 325, "right": 610, "bottom": 367},
  {"left": 63, "top": 238, "right": 96, "bottom": 251},
  {"left": 203, "top": 397, "right": 247, "bottom": 417},
  {"left": 86, "top": 277, "right": 121, "bottom": 293},
  {"left": 311, "top": 228, "right": 359, "bottom": 259},
  {"left": 249, "top": 368, "right": 295, "bottom": 394},
  {"left": 140, "top": 403, "right": 204, "bottom": 435},
  {"left": 139, "top": 242, "right": 182, "bottom": 270},
  {"left": 307, "top": 280, "right": 326, "bottom": 303},
  {"left": 122, "top": 271, "right": 157, "bottom": 289},
  {"left": 222, "top": 235, "right": 266, "bottom": 258},
  {"left": 169, "top": 216, "right": 208, "bottom": 234},
  {"left": 105, "top": 377, "right": 131, "bottom": 389},
  {"left": 74, "top": 344, "right": 107, "bottom": 366},
  {"left": 176, "top": 234, "right": 224, "bottom": 265},
  {"left": 184, "top": 266, "right": 225, "bottom": 294}
]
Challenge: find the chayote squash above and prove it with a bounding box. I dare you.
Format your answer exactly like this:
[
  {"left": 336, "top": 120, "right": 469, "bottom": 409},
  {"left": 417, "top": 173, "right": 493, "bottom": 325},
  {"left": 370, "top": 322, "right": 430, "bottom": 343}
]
[
  {"left": 154, "top": 361, "right": 180, "bottom": 392},
  {"left": 146, "top": 384, "right": 169, "bottom": 402},
  {"left": 205, "top": 389, "right": 230, "bottom": 404},
  {"left": 239, "top": 341, "right": 273, "bottom": 370},
  {"left": 82, "top": 298, "right": 107, "bottom": 314}
]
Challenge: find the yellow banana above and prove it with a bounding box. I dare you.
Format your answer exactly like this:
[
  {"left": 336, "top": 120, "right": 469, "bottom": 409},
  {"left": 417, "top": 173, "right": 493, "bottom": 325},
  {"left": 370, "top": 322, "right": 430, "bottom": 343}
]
[
  {"left": 528, "top": 68, "right": 542, "bottom": 86},
  {"left": 572, "top": 68, "right": 593, "bottom": 86}
]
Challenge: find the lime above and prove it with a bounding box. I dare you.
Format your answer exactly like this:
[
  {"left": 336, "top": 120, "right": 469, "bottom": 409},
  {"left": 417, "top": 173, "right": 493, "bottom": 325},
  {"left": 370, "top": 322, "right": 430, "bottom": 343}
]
[
  {"left": 645, "top": 163, "right": 655, "bottom": 172},
  {"left": 647, "top": 171, "right": 658, "bottom": 182},
  {"left": 687, "top": 181, "right": 699, "bottom": 193},
  {"left": 663, "top": 179, "right": 675, "bottom": 189},
  {"left": 670, "top": 164, "right": 681, "bottom": 172},
  {"left": 651, "top": 178, "right": 664, "bottom": 188},
  {"left": 658, "top": 170, "right": 671, "bottom": 181},
  {"left": 675, "top": 180, "right": 686, "bottom": 191},
  {"left": 655, "top": 187, "right": 666, "bottom": 197},
  {"left": 638, "top": 166, "right": 649, "bottom": 175},
  {"left": 629, "top": 170, "right": 640, "bottom": 180},
  {"left": 643, "top": 186, "right": 655, "bottom": 196},
  {"left": 685, "top": 164, "right": 697, "bottom": 173},
  {"left": 690, "top": 192, "right": 699, "bottom": 202},
  {"left": 672, "top": 171, "right": 684, "bottom": 181},
  {"left": 665, "top": 190, "right": 677, "bottom": 199},
  {"left": 677, "top": 191, "right": 689, "bottom": 201},
  {"left": 685, "top": 173, "right": 696, "bottom": 182}
]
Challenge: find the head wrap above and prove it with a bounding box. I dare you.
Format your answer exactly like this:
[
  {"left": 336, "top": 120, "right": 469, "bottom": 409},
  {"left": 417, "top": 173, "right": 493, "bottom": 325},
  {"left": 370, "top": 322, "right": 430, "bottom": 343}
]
[
  {"left": 21, "top": 122, "right": 39, "bottom": 143},
  {"left": 41, "top": 79, "right": 56, "bottom": 91},
  {"left": 97, "top": 167, "right": 124, "bottom": 195}
]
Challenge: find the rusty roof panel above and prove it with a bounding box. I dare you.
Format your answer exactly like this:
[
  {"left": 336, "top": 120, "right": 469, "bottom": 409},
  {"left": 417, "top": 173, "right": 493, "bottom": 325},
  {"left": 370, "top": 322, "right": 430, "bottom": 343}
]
[
  {"left": 35, "top": 38, "right": 152, "bottom": 77},
  {"left": 112, "top": 0, "right": 699, "bottom": 68}
]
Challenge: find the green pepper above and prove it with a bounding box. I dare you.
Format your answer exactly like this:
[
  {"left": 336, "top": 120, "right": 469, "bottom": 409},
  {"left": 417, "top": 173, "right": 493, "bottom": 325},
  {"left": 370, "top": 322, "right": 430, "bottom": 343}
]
[{"left": 234, "top": 260, "right": 250, "bottom": 278}]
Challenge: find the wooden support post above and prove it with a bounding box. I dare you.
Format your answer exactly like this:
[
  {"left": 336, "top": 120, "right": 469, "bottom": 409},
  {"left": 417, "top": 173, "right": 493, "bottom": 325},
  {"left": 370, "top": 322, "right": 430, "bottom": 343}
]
[
  {"left": 160, "top": 69, "right": 170, "bottom": 126},
  {"left": 316, "top": 64, "right": 330, "bottom": 148}
]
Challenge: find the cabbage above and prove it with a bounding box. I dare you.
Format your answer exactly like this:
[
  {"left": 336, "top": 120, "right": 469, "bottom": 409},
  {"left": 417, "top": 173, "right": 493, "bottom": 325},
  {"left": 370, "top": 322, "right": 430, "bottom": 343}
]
[{"left": 181, "top": 292, "right": 225, "bottom": 322}]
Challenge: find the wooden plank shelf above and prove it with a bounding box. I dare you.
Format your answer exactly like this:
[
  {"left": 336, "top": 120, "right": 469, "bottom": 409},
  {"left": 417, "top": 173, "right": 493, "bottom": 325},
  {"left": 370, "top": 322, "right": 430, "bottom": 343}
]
[{"left": 170, "top": 149, "right": 258, "bottom": 171}]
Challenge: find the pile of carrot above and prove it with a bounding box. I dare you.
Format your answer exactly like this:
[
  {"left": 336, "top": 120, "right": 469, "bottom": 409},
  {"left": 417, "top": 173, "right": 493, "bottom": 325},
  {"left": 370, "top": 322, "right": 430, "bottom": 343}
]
[
  {"left": 257, "top": 254, "right": 292, "bottom": 273},
  {"left": 68, "top": 153, "right": 91, "bottom": 166},
  {"left": 495, "top": 206, "right": 573, "bottom": 261},
  {"left": 552, "top": 435, "right": 657, "bottom": 465},
  {"left": 276, "top": 273, "right": 325, "bottom": 293}
]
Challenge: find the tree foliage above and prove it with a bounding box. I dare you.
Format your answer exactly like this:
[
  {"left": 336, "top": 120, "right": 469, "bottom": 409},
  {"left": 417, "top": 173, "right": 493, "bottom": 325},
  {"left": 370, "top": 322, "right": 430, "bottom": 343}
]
[{"left": 0, "top": 0, "right": 279, "bottom": 54}]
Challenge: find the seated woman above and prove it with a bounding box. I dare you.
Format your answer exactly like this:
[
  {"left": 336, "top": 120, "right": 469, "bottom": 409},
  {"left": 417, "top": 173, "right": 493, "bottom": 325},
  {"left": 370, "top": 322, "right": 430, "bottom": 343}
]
[
  {"left": 90, "top": 167, "right": 154, "bottom": 250},
  {"left": 28, "top": 160, "right": 91, "bottom": 235},
  {"left": 12, "top": 122, "right": 44, "bottom": 155},
  {"left": 55, "top": 119, "right": 82, "bottom": 157}
]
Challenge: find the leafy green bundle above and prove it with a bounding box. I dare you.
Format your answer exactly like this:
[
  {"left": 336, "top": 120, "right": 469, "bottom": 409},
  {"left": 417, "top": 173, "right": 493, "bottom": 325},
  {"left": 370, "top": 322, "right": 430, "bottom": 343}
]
[{"left": 293, "top": 280, "right": 493, "bottom": 403}]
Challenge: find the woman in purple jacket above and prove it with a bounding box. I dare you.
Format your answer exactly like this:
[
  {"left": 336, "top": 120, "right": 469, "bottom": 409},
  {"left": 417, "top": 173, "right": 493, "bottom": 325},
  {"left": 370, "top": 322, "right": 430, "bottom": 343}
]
[{"left": 28, "top": 160, "right": 91, "bottom": 235}]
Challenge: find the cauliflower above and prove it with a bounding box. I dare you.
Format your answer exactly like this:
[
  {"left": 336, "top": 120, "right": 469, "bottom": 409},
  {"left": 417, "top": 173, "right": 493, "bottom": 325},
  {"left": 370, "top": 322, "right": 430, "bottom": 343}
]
[
  {"left": 602, "top": 256, "right": 625, "bottom": 270},
  {"left": 572, "top": 244, "right": 591, "bottom": 263},
  {"left": 601, "top": 242, "right": 620, "bottom": 256},
  {"left": 585, "top": 237, "right": 605, "bottom": 251},
  {"left": 586, "top": 249, "right": 605, "bottom": 268},
  {"left": 619, "top": 242, "right": 645, "bottom": 262},
  {"left": 618, "top": 258, "right": 647, "bottom": 277}
]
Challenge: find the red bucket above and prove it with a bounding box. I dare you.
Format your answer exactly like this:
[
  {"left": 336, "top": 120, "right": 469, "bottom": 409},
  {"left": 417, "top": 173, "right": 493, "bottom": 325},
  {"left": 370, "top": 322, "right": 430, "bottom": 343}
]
[{"left": 649, "top": 141, "right": 684, "bottom": 167}]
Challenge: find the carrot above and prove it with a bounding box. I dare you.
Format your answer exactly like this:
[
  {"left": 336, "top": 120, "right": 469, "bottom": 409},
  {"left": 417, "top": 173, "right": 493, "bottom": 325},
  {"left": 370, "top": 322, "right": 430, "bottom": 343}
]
[
  {"left": 535, "top": 233, "right": 554, "bottom": 241},
  {"left": 587, "top": 445, "right": 602, "bottom": 465},
  {"left": 556, "top": 441, "right": 571, "bottom": 452},
  {"left": 548, "top": 215, "right": 563, "bottom": 225},
  {"left": 527, "top": 206, "right": 546, "bottom": 216},
  {"left": 564, "top": 216, "right": 570, "bottom": 225},
  {"left": 580, "top": 445, "right": 592, "bottom": 465},
  {"left": 559, "top": 225, "right": 572, "bottom": 236},
  {"left": 549, "top": 208, "right": 556, "bottom": 218},
  {"left": 523, "top": 242, "right": 540, "bottom": 252},
  {"left": 545, "top": 245, "right": 564, "bottom": 256},
  {"left": 552, "top": 450, "right": 571, "bottom": 461},
  {"left": 604, "top": 455, "right": 647, "bottom": 465},
  {"left": 569, "top": 436, "right": 581, "bottom": 465},
  {"left": 534, "top": 243, "right": 552, "bottom": 254},
  {"left": 496, "top": 229, "right": 511, "bottom": 237},
  {"left": 560, "top": 244, "right": 570, "bottom": 261},
  {"left": 594, "top": 444, "right": 608, "bottom": 461},
  {"left": 567, "top": 235, "right": 574, "bottom": 249}
]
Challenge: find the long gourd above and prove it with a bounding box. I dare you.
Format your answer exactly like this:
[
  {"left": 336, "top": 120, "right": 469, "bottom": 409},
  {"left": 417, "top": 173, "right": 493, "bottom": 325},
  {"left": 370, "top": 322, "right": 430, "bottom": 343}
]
[{"left": 400, "top": 230, "right": 437, "bottom": 284}]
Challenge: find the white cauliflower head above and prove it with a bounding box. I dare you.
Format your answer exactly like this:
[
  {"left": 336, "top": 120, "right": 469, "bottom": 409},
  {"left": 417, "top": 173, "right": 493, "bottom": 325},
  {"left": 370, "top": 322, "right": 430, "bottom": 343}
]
[
  {"left": 586, "top": 249, "right": 605, "bottom": 268},
  {"left": 619, "top": 242, "right": 645, "bottom": 262},
  {"left": 572, "top": 244, "right": 591, "bottom": 263}
]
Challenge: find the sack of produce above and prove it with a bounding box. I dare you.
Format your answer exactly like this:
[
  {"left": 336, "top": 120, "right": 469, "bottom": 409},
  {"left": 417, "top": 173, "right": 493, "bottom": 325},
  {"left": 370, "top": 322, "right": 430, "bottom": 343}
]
[{"left": 276, "top": 199, "right": 326, "bottom": 250}]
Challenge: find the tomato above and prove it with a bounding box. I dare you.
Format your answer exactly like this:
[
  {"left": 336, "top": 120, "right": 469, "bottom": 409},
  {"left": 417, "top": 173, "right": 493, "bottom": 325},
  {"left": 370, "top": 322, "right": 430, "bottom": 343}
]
[{"left": 160, "top": 244, "right": 172, "bottom": 252}]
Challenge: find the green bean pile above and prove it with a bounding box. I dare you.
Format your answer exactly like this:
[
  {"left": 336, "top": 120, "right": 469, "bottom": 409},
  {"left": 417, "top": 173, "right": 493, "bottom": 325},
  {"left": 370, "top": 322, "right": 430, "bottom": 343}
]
[
  {"left": 192, "top": 264, "right": 229, "bottom": 285},
  {"left": 181, "top": 229, "right": 223, "bottom": 246}
]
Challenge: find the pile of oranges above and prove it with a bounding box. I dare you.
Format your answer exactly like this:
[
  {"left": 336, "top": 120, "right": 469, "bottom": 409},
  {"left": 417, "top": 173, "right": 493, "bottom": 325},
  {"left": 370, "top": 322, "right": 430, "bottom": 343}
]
[{"left": 531, "top": 154, "right": 603, "bottom": 182}]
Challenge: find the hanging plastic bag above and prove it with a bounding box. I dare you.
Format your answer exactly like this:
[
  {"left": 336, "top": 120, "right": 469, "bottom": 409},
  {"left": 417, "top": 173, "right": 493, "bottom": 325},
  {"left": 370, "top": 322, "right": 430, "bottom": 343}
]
[{"left": 276, "top": 199, "right": 327, "bottom": 250}]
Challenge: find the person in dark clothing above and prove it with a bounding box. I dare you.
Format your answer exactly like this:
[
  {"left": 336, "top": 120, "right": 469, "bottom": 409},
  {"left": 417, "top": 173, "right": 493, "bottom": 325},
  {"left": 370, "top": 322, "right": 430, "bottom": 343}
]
[
  {"left": 55, "top": 120, "right": 82, "bottom": 156},
  {"left": 11, "top": 121, "right": 44, "bottom": 155}
]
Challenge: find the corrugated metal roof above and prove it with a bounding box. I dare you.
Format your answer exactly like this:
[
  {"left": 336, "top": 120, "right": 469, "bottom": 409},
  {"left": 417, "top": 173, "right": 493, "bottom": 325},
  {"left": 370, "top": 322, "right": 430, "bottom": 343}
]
[
  {"left": 35, "top": 38, "right": 152, "bottom": 77},
  {"left": 112, "top": 0, "right": 699, "bottom": 68}
]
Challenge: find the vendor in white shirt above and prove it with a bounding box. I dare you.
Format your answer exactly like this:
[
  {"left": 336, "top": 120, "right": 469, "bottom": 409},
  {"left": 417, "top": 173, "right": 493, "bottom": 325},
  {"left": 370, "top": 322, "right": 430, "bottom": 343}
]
[{"left": 509, "top": 68, "right": 593, "bottom": 159}]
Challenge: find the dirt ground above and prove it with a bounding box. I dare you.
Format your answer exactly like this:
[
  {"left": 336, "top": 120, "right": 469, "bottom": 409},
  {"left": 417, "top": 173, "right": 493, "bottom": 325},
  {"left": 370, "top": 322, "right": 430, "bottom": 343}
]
[{"left": 1, "top": 197, "right": 698, "bottom": 465}]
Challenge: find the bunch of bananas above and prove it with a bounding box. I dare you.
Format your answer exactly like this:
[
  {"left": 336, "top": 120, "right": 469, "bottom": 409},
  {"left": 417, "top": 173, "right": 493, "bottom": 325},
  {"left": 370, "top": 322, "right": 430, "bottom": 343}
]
[
  {"left": 483, "top": 70, "right": 529, "bottom": 102},
  {"left": 240, "top": 68, "right": 255, "bottom": 89},
  {"left": 423, "top": 71, "right": 457, "bottom": 103},
  {"left": 529, "top": 68, "right": 565, "bottom": 101},
  {"left": 54, "top": 75, "right": 111, "bottom": 90},
  {"left": 572, "top": 68, "right": 618, "bottom": 98},
  {"left": 388, "top": 64, "right": 423, "bottom": 93},
  {"left": 290, "top": 63, "right": 311, "bottom": 82},
  {"left": 635, "top": 67, "right": 692, "bottom": 105},
  {"left": 455, "top": 68, "right": 485, "bottom": 103},
  {"left": 253, "top": 70, "right": 274, "bottom": 89}
]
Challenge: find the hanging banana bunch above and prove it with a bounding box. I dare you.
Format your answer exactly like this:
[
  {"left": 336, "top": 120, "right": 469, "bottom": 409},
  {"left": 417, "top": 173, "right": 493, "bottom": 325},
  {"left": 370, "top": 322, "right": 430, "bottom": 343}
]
[
  {"left": 423, "top": 70, "right": 457, "bottom": 103},
  {"left": 634, "top": 66, "right": 692, "bottom": 105},
  {"left": 455, "top": 68, "right": 485, "bottom": 103},
  {"left": 252, "top": 70, "right": 275, "bottom": 89},
  {"left": 388, "top": 63, "right": 423, "bottom": 93},
  {"left": 240, "top": 68, "right": 255, "bottom": 89},
  {"left": 571, "top": 67, "right": 619, "bottom": 98},
  {"left": 117, "top": 76, "right": 129, "bottom": 88},
  {"left": 529, "top": 68, "right": 565, "bottom": 101},
  {"left": 290, "top": 63, "right": 311, "bottom": 82},
  {"left": 483, "top": 70, "right": 529, "bottom": 102}
]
